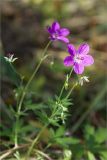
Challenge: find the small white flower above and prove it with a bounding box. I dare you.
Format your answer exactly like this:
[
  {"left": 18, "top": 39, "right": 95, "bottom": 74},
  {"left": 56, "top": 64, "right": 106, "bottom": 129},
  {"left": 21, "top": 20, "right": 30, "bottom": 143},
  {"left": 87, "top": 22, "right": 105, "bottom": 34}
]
[
  {"left": 4, "top": 54, "right": 18, "bottom": 63},
  {"left": 78, "top": 76, "right": 89, "bottom": 86}
]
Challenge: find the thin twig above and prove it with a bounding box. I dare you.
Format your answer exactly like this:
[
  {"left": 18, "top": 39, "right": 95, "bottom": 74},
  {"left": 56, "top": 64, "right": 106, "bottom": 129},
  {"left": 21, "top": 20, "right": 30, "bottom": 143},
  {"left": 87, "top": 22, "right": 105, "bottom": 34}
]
[
  {"left": 35, "top": 149, "right": 53, "bottom": 160},
  {"left": 0, "top": 144, "right": 29, "bottom": 160}
]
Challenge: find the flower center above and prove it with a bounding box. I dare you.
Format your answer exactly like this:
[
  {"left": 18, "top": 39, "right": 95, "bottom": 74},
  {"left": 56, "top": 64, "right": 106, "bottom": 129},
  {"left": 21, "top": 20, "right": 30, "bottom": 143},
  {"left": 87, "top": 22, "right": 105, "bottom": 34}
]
[
  {"left": 53, "top": 30, "right": 59, "bottom": 39},
  {"left": 74, "top": 54, "right": 84, "bottom": 64}
]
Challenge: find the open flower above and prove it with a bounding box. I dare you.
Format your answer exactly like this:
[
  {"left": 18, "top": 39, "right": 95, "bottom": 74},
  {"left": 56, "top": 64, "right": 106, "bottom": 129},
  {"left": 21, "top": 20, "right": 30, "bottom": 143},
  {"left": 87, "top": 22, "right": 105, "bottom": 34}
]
[
  {"left": 47, "top": 21, "right": 70, "bottom": 43},
  {"left": 64, "top": 43, "right": 94, "bottom": 74}
]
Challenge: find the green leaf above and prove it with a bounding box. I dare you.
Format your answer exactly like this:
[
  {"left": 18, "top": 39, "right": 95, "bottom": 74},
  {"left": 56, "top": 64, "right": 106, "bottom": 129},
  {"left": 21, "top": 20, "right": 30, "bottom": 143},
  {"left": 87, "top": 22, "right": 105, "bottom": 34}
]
[
  {"left": 100, "top": 151, "right": 107, "bottom": 160},
  {"left": 56, "top": 126, "right": 65, "bottom": 137},
  {"left": 87, "top": 151, "right": 96, "bottom": 160},
  {"left": 36, "top": 111, "right": 49, "bottom": 124},
  {"left": 49, "top": 118, "right": 60, "bottom": 127},
  {"left": 56, "top": 137, "right": 80, "bottom": 146},
  {"left": 49, "top": 127, "right": 80, "bottom": 148},
  {"left": 84, "top": 125, "right": 95, "bottom": 140},
  {"left": 25, "top": 103, "right": 48, "bottom": 111},
  {"left": 67, "top": 137, "right": 80, "bottom": 144},
  {"left": 20, "top": 125, "right": 36, "bottom": 134},
  {"left": 70, "top": 144, "right": 84, "bottom": 159},
  {"left": 0, "top": 54, "right": 21, "bottom": 86},
  {"left": 84, "top": 125, "right": 95, "bottom": 136},
  {"left": 94, "top": 128, "right": 107, "bottom": 144},
  {"left": 55, "top": 96, "right": 72, "bottom": 107}
]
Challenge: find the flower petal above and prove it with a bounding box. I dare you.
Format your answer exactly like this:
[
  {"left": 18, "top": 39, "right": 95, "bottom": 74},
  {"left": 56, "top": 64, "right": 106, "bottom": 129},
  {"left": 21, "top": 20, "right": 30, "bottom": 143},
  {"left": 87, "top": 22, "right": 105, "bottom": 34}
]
[
  {"left": 73, "top": 63, "right": 84, "bottom": 74},
  {"left": 83, "top": 55, "right": 94, "bottom": 66},
  {"left": 78, "top": 43, "right": 89, "bottom": 55},
  {"left": 49, "top": 35, "right": 55, "bottom": 41},
  {"left": 52, "top": 21, "right": 60, "bottom": 31},
  {"left": 57, "top": 36, "right": 69, "bottom": 43},
  {"left": 64, "top": 56, "right": 74, "bottom": 67},
  {"left": 68, "top": 44, "right": 76, "bottom": 56},
  {"left": 59, "top": 28, "right": 70, "bottom": 36},
  {"left": 47, "top": 26, "right": 53, "bottom": 34}
]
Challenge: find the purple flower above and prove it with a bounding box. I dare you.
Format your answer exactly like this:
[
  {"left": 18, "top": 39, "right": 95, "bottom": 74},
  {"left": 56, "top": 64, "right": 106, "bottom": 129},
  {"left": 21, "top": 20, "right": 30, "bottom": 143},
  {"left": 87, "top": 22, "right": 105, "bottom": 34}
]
[
  {"left": 64, "top": 43, "right": 94, "bottom": 74},
  {"left": 47, "top": 21, "right": 70, "bottom": 43}
]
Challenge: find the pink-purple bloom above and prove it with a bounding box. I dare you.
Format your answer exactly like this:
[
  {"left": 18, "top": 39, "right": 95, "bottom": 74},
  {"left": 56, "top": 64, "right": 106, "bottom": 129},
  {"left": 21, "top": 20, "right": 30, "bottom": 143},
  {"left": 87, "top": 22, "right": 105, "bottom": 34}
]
[
  {"left": 47, "top": 21, "right": 70, "bottom": 43},
  {"left": 64, "top": 43, "right": 94, "bottom": 74}
]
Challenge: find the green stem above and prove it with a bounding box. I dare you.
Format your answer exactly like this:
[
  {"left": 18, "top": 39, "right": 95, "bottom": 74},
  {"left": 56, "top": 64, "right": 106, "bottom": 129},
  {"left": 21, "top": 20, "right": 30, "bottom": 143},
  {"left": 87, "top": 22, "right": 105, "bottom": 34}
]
[
  {"left": 66, "top": 83, "right": 77, "bottom": 99},
  {"left": 26, "top": 100, "right": 59, "bottom": 159},
  {"left": 68, "top": 67, "right": 74, "bottom": 79},
  {"left": 15, "top": 82, "right": 107, "bottom": 158},
  {"left": 59, "top": 67, "right": 73, "bottom": 99},
  {"left": 26, "top": 63, "right": 74, "bottom": 158},
  {"left": 14, "top": 41, "right": 51, "bottom": 148},
  {"left": 26, "top": 124, "right": 48, "bottom": 159},
  {"left": 26, "top": 96, "right": 60, "bottom": 158}
]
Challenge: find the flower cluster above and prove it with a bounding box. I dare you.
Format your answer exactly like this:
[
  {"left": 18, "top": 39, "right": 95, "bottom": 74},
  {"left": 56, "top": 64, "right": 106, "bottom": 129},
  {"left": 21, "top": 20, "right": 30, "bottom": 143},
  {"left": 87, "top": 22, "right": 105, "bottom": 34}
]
[{"left": 47, "top": 21, "right": 94, "bottom": 74}]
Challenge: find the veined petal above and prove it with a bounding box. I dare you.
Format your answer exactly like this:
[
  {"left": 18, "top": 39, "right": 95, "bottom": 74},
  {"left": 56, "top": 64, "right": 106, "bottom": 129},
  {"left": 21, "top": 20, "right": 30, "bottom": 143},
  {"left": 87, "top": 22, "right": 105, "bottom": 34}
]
[
  {"left": 59, "top": 28, "right": 70, "bottom": 36},
  {"left": 64, "top": 56, "right": 74, "bottom": 67},
  {"left": 52, "top": 21, "right": 60, "bottom": 31},
  {"left": 68, "top": 44, "right": 76, "bottom": 56},
  {"left": 57, "top": 36, "right": 69, "bottom": 43},
  {"left": 78, "top": 43, "right": 89, "bottom": 55},
  {"left": 73, "top": 63, "right": 84, "bottom": 74},
  {"left": 83, "top": 55, "right": 94, "bottom": 66}
]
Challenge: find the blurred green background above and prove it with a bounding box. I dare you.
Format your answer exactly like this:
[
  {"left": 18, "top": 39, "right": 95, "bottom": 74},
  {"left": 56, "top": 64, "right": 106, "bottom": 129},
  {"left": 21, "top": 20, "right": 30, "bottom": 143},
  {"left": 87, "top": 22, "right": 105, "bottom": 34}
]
[{"left": 0, "top": 0, "right": 107, "bottom": 159}]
